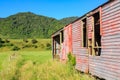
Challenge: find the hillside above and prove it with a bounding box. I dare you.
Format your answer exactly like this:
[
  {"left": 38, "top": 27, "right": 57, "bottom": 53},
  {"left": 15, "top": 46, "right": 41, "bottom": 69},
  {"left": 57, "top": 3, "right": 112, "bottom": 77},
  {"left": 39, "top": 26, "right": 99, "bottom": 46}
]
[
  {"left": 0, "top": 12, "right": 78, "bottom": 39},
  {"left": 0, "top": 18, "right": 4, "bottom": 21},
  {"left": 59, "top": 17, "right": 78, "bottom": 25}
]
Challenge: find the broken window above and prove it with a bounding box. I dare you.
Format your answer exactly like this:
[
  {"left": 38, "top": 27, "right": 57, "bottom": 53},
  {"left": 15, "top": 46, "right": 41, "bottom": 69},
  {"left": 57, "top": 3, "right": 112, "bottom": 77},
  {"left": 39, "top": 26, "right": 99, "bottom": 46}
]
[
  {"left": 93, "top": 12, "right": 101, "bottom": 56},
  {"left": 61, "top": 31, "right": 64, "bottom": 43},
  {"left": 82, "top": 18, "right": 87, "bottom": 47}
]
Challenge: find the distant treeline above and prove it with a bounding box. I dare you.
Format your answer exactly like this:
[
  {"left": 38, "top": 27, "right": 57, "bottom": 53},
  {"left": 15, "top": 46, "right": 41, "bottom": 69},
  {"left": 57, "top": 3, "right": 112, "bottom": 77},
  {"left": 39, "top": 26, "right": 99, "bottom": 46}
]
[{"left": 0, "top": 12, "right": 78, "bottom": 39}]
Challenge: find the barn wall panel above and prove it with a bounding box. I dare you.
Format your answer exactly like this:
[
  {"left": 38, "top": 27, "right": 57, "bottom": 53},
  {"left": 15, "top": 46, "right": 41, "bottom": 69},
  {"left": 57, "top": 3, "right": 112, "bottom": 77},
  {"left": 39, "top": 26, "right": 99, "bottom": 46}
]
[
  {"left": 87, "top": 16, "right": 93, "bottom": 39},
  {"left": 61, "top": 24, "right": 72, "bottom": 60},
  {"left": 72, "top": 20, "right": 89, "bottom": 73},
  {"left": 89, "top": 0, "right": 120, "bottom": 80}
]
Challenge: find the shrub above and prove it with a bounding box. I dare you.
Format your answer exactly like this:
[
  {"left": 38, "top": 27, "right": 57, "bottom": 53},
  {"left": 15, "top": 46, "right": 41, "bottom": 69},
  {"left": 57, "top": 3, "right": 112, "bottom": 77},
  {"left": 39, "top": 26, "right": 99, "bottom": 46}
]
[
  {"left": 46, "top": 43, "right": 51, "bottom": 50},
  {"left": 23, "top": 39, "right": 28, "bottom": 43},
  {"left": 31, "top": 39, "right": 38, "bottom": 44},
  {"left": 5, "top": 39, "right": 10, "bottom": 43},
  {"left": 22, "top": 45, "right": 31, "bottom": 48},
  {"left": 0, "top": 38, "right": 5, "bottom": 43},
  {"left": 0, "top": 38, "right": 5, "bottom": 47},
  {"left": 5, "top": 43, "right": 14, "bottom": 46},
  {"left": 12, "top": 46, "right": 20, "bottom": 51},
  {"left": 40, "top": 44, "right": 45, "bottom": 48},
  {"left": 67, "top": 53, "right": 76, "bottom": 66},
  {"left": 34, "top": 45, "right": 38, "bottom": 48},
  {"left": 0, "top": 38, "right": 2, "bottom": 42}
]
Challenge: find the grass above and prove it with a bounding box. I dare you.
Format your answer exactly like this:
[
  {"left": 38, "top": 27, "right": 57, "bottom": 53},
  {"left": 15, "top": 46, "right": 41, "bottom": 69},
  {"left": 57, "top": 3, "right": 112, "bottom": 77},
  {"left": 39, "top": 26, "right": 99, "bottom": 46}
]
[
  {"left": 0, "top": 52, "right": 10, "bottom": 70},
  {"left": 0, "top": 50, "right": 95, "bottom": 80},
  {"left": 0, "top": 39, "right": 51, "bottom": 51}
]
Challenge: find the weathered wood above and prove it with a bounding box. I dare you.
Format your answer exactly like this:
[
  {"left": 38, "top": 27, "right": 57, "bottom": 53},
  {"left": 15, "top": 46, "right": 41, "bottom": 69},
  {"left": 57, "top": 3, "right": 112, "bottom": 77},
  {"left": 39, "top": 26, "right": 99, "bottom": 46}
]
[
  {"left": 52, "top": 0, "right": 120, "bottom": 80},
  {"left": 89, "top": 0, "right": 120, "bottom": 80}
]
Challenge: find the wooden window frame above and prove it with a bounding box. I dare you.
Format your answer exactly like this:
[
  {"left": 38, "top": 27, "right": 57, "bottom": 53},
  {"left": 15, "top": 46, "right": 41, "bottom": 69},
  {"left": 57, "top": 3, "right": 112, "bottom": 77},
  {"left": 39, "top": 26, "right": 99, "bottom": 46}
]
[
  {"left": 81, "top": 18, "right": 88, "bottom": 48},
  {"left": 91, "top": 8, "right": 102, "bottom": 56}
]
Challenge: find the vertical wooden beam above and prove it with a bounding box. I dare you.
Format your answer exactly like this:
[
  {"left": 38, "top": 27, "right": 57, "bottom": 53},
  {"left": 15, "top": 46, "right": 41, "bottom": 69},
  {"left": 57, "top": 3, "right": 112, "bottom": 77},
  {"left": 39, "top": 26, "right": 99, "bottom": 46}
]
[
  {"left": 87, "top": 17, "right": 90, "bottom": 54},
  {"left": 86, "top": 19, "right": 88, "bottom": 48},
  {"left": 54, "top": 39, "right": 56, "bottom": 58},
  {"left": 59, "top": 32, "right": 62, "bottom": 60},
  {"left": 60, "top": 32, "right": 62, "bottom": 46},
  {"left": 91, "top": 16, "right": 95, "bottom": 56},
  {"left": 52, "top": 37, "right": 54, "bottom": 59},
  {"left": 99, "top": 7, "right": 102, "bottom": 36},
  {"left": 81, "top": 21, "right": 84, "bottom": 47},
  {"left": 60, "top": 32, "right": 62, "bottom": 54}
]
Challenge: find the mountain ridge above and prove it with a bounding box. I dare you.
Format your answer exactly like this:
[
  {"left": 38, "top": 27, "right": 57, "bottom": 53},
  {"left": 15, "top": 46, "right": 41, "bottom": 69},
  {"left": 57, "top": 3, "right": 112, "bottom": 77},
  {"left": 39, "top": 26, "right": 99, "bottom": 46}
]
[{"left": 0, "top": 12, "right": 78, "bottom": 39}]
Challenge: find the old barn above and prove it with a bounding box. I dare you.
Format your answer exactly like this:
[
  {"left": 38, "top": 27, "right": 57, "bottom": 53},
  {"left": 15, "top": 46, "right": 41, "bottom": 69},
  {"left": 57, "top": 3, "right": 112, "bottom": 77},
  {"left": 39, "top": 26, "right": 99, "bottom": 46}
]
[{"left": 52, "top": 0, "right": 120, "bottom": 80}]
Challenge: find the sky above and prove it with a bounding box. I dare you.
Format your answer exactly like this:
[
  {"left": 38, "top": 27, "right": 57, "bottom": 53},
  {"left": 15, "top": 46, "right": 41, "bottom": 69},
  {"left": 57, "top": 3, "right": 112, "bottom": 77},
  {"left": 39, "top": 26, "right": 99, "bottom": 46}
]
[{"left": 0, "top": 0, "right": 108, "bottom": 19}]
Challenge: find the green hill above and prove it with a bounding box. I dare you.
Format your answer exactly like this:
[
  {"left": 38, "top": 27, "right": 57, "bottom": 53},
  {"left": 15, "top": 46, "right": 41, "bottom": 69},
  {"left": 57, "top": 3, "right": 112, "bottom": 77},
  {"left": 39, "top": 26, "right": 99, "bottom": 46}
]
[
  {"left": 0, "top": 12, "right": 78, "bottom": 39},
  {"left": 59, "top": 17, "right": 78, "bottom": 25}
]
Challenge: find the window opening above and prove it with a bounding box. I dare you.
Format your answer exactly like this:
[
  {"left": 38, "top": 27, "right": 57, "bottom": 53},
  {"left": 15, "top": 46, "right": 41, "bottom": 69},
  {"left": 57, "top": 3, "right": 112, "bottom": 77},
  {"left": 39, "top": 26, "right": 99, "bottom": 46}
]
[
  {"left": 93, "top": 12, "right": 101, "bottom": 56},
  {"left": 82, "top": 18, "right": 87, "bottom": 47}
]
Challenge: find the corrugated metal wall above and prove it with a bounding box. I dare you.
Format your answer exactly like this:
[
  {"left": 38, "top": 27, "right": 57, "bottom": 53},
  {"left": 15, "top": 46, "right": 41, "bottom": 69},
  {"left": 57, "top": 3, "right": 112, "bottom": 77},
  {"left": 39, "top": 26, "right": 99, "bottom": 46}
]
[
  {"left": 89, "top": 0, "right": 120, "bottom": 80},
  {"left": 87, "top": 16, "right": 93, "bottom": 39},
  {"left": 72, "top": 20, "right": 89, "bottom": 73},
  {"left": 61, "top": 24, "right": 72, "bottom": 60},
  {"left": 52, "top": 0, "right": 120, "bottom": 79}
]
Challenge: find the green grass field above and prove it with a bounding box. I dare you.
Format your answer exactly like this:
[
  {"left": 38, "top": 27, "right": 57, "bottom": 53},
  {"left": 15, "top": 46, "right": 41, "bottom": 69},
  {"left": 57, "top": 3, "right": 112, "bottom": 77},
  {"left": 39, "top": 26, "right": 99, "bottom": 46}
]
[
  {"left": 0, "top": 39, "right": 94, "bottom": 80},
  {"left": 0, "top": 39, "right": 51, "bottom": 51},
  {"left": 0, "top": 50, "right": 95, "bottom": 80}
]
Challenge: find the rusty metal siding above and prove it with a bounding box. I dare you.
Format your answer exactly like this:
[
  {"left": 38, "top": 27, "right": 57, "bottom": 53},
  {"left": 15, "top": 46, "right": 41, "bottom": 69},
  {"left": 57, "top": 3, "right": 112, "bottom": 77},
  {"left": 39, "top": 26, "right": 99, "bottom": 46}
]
[
  {"left": 72, "top": 20, "right": 81, "bottom": 55},
  {"left": 52, "top": 0, "right": 120, "bottom": 79},
  {"left": 72, "top": 20, "right": 89, "bottom": 73},
  {"left": 89, "top": 0, "right": 120, "bottom": 80},
  {"left": 87, "top": 16, "right": 93, "bottom": 39},
  {"left": 61, "top": 24, "right": 72, "bottom": 60}
]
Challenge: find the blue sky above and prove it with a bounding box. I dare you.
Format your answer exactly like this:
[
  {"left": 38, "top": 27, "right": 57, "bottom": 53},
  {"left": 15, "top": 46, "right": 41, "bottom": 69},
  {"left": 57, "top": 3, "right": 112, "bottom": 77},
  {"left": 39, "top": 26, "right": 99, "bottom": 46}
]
[{"left": 0, "top": 0, "right": 108, "bottom": 19}]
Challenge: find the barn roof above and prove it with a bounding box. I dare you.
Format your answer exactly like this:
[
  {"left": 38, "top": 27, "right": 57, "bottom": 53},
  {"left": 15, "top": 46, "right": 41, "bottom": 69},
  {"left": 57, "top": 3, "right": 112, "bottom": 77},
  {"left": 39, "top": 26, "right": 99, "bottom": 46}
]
[
  {"left": 51, "top": 0, "right": 114, "bottom": 37},
  {"left": 51, "top": 28, "right": 63, "bottom": 37},
  {"left": 71, "top": 0, "right": 114, "bottom": 23}
]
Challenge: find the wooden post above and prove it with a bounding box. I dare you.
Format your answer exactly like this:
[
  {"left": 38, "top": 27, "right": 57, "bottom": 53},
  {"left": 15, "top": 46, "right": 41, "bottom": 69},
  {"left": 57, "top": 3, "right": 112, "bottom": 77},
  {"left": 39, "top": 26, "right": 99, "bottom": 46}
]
[
  {"left": 60, "top": 32, "right": 62, "bottom": 46},
  {"left": 99, "top": 7, "right": 102, "bottom": 36},
  {"left": 92, "top": 16, "right": 95, "bottom": 56},
  {"left": 54, "top": 40, "right": 56, "bottom": 58},
  {"left": 52, "top": 37, "right": 54, "bottom": 59},
  {"left": 81, "top": 21, "right": 84, "bottom": 47}
]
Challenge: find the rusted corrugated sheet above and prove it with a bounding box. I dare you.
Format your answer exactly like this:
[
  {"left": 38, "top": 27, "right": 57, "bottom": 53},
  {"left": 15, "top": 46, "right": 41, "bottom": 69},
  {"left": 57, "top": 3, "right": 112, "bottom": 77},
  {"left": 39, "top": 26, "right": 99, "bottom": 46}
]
[
  {"left": 87, "top": 16, "right": 93, "bottom": 39},
  {"left": 89, "top": 0, "right": 120, "bottom": 80},
  {"left": 52, "top": 0, "right": 120, "bottom": 79},
  {"left": 61, "top": 24, "right": 72, "bottom": 60},
  {"left": 72, "top": 19, "right": 89, "bottom": 73}
]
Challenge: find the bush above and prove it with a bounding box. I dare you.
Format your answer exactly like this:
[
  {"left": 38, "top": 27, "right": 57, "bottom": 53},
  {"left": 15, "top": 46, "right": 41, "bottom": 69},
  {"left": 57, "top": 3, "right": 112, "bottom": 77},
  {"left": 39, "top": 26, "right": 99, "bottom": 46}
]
[
  {"left": 23, "top": 39, "right": 28, "bottom": 43},
  {"left": 12, "top": 46, "right": 20, "bottom": 51},
  {"left": 40, "top": 44, "right": 45, "bottom": 48},
  {"left": 4, "top": 43, "right": 14, "bottom": 46},
  {"left": 0, "top": 38, "right": 5, "bottom": 47},
  {"left": 67, "top": 53, "right": 76, "bottom": 66},
  {"left": 46, "top": 43, "right": 51, "bottom": 50},
  {"left": 22, "top": 45, "right": 31, "bottom": 48},
  {"left": 34, "top": 45, "right": 38, "bottom": 48},
  {"left": 31, "top": 39, "right": 38, "bottom": 44},
  {"left": 0, "top": 38, "right": 5, "bottom": 43},
  {"left": 5, "top": 39, "right": 10, "bottom": 43}
]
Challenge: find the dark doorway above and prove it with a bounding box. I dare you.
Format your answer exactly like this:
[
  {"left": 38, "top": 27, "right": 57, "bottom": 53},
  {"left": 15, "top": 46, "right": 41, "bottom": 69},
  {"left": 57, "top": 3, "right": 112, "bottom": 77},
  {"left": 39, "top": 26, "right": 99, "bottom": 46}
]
[{"left": 93, "top": 12, "right": 101, "bottom": 56}]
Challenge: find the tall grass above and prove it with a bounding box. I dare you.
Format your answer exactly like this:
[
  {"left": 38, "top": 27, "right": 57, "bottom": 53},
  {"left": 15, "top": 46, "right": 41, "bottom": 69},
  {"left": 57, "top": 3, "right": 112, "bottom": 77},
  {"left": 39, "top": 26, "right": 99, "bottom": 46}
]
[
  {"left": 0, "top": 52, "right": 22, "bottom": 80},
  {"left": 0, "top": 51, "right": 95, "bottom": 80}
]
